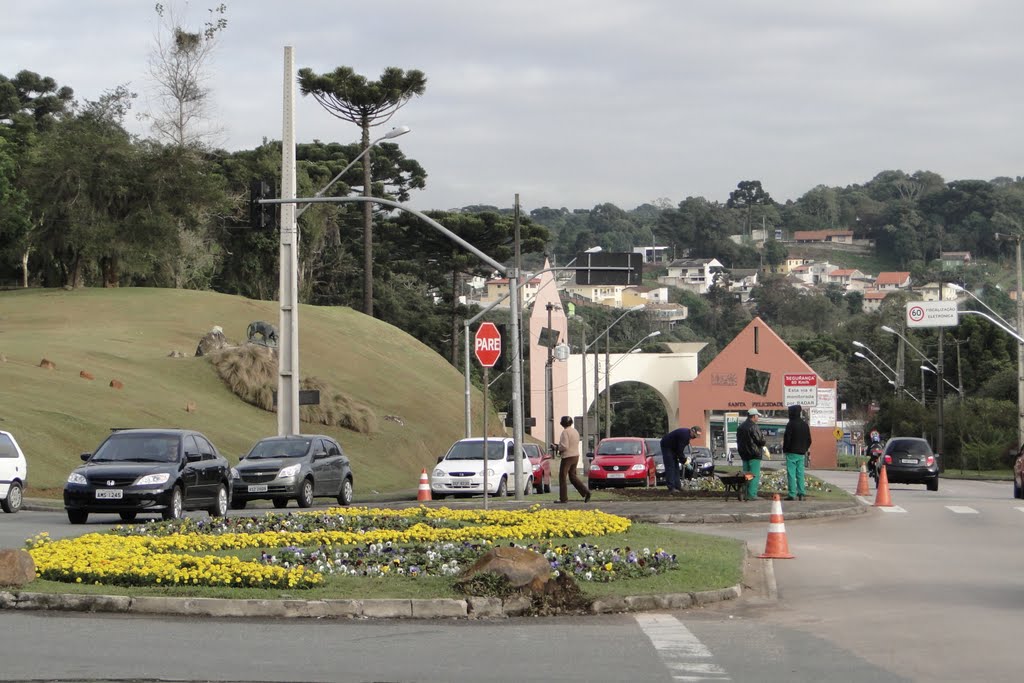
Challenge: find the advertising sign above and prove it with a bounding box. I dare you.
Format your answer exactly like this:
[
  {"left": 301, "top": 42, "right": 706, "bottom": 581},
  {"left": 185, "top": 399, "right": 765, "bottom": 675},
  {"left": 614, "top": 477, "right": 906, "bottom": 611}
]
[{"left": 809, "top": 387, "right": 837, "bottom": 428}]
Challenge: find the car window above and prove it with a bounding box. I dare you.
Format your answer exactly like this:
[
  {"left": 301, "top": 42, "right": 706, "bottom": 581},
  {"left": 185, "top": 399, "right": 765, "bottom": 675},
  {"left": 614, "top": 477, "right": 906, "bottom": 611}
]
[
  {"left": 444, "top": 441, "right": 505, "bottom": 460},
  {"left": 182, "top": 435, "right": 200, "bottom": 459},
  {"left": 93, "top": 433, "right": 179, "bottom": 463},
  {"left": 247, "top": 438, "right": 312, "bottom": 459},
  {"left": 0, "top": 434, "right": 16, "bottom": 458},
  {"left": 645, "top": 439, "right": 662, "bottom": 456},
  {"left": 597, "top": 440, "right": 642, "bottom": 455},
  {"left": 886, "top": 439, "right": 932, "bottom": 457},
  {"left": 195, "top": 435, "right": 216, "bottom": 460},
  {"left": 522, "top": 444, "right": 540, "bottom": 459},
  {"left": 326, "top": 440, "right": 342, "bottom": 456}
]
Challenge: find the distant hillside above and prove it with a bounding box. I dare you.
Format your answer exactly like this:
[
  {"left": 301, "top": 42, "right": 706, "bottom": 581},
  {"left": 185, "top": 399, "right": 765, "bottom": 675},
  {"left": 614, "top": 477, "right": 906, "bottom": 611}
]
[{"left": 0, "top": 288, "right": 495, "bottom": 495}]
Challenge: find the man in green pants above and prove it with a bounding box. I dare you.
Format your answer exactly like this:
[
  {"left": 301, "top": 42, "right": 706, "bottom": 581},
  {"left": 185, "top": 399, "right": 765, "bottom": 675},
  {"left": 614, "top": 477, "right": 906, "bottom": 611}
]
[
  {"left": 782, "top": 404, "right": 812, "bottom": 500},
  {"left": 736, "top": 409, "right": 766, "bottom": 501}
]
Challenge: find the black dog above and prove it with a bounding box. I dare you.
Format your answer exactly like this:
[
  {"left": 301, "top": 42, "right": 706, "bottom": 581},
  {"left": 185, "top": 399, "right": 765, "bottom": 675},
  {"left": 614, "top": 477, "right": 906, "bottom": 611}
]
[{"left": 246, "top": 321, "right": 279, "bottom": 347}]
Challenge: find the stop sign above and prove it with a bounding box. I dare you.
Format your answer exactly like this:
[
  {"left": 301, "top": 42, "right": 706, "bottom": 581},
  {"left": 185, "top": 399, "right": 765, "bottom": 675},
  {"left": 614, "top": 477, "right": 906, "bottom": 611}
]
[{"left": 474, "top": 322, "right": 502, "bottom": 368}]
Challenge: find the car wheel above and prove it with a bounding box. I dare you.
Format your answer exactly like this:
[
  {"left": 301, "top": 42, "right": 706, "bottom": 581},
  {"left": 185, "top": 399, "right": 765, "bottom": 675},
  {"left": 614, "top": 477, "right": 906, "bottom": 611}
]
[
  {"left": 230, "top": 499, "right": 247, "bottom": 510},
  {"left": 926, "top": 478, "right": 939, "bottom": 492},
  {"left": 1, "top": 481, "right": 23, "bottom": 513},
  {"left": 118, "top": 512, "right": 137, "bottom": 522},
  {"left": 433, "top": 493, "right": 447, "bottom": 500},
  {"left": 272, "top": 497, "right": 289, "bottom": 509},
  {"left": 161, "top": 486, "right": 183, "bottom": 521},
  {"left": 534, "top": 479, "right": 544, "bottom": 494},
  {"left": 495, "top": 477, "right": 507, "bottom": 497},
  {"left": 1014, "top": 476, "right": 1023, "bottom": 499},
  {"left": 67, "top": 509, "right": 88, "bottom": 525},
  {"left": 337, "top": 477, "right": 354, "bottom": 506},
  {"left": 208, "top": 484, "right": 228, "bottom": 517},
  {"left": 297, "top": 478, "right": 315, "bottom": 508},
  {"left": 543, "top": 480, "right": 551, "bottom": 494}
]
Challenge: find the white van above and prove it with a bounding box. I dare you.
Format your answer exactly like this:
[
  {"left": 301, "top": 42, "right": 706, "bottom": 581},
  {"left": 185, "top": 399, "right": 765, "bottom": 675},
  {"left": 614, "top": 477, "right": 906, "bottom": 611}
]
[{"left": 0, "top": 430, "right": 27, "bottom": 513}]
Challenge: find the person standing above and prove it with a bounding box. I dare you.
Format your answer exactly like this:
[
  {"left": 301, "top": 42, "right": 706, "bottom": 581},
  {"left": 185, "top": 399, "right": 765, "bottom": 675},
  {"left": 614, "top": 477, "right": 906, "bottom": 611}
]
[
  {"left": 660, "top": 426, "right": 702, "bottom": 492},
  {"left": 782, "top": 404, "right": 812, "bottom": 501},
  {"left": 736, "top": 409, "right": 767, "bottom": 501},
  {"left": 553, "top": 416, "right": 590, "bottom": 503}
]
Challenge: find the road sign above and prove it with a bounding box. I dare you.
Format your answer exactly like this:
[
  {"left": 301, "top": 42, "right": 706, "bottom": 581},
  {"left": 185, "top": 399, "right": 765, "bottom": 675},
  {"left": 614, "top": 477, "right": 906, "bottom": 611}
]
[
  {"left": 906, "top": 300, "right": 959, "bottom": 328},
  {"left": 783, "top": 373, "right": 818, "bottom": 407},
  {"left": 833, "top": 427, "right": 843, "bottom": 441},
  {"left": 474, "top": 322, "right": 502, "bottom": 368},
  {"left": 574, "top": 251, "right": 643, "bottom": 286}
]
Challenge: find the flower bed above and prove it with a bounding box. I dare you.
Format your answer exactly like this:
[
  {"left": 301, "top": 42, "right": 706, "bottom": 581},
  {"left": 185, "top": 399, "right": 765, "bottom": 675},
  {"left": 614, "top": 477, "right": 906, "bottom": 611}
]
[{"left": 26, "top": 505, "right": 644, "bottom": 590}]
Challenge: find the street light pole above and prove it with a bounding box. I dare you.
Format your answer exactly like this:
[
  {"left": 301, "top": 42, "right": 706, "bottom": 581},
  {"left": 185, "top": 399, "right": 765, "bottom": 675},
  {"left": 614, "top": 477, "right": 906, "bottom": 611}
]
[{"left": 545, "top": 302, "right": 556, "bottom": 456}]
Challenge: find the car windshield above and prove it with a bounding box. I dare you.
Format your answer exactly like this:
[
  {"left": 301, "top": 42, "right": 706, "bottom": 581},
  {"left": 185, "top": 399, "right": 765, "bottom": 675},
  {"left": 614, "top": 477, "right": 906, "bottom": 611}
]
[
  {"left": 596, "top": 441, "right": 642, "bottom": 456},
  {"left": 91, "top": 434, "right": 179, "bottom": 463},
  {"left": 246, "top": 438, "right": 312, "bottom": 459},
  {"left": 445, "top": 441, "right": 506, "bottom": 460},
  {"left": 887, "top": 439, "right": 932, "bottom": 457}
]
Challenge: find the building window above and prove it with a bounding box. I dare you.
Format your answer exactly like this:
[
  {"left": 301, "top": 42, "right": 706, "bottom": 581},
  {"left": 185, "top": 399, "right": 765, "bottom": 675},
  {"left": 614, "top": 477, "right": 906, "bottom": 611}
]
[{"left": 744, "top": 368, "right": 771, "bottom": 396}]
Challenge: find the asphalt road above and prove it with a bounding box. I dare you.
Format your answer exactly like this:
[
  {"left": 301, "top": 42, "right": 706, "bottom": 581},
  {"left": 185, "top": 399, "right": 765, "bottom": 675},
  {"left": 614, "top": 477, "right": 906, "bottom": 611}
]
[{"left": 1, "top": 473, "right": 1020, "bottom": 681}]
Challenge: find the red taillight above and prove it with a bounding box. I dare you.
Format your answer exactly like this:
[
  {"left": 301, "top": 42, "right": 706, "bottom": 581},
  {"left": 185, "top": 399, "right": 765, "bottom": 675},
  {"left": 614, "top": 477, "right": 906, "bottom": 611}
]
[
  {"left": 884, "top": 454, "right": 892, "bottom": 464},
  {"left": 925, "top": 456, "right": 934, "bottom": 466}
]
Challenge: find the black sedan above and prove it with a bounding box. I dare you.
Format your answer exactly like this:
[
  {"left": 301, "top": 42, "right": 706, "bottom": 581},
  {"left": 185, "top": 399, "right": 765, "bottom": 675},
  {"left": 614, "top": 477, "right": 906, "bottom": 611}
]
[
  {"left": 63, "top": 429, "right": 232, "bottom": 524},
  {"left": 686, "top": 446, "right": 715, "bottom": 478},
  {"left": 230, "top": 434, "right": 354, "bottom": 509},
  {"left": 882, "top": 437, "right": 940, "bottom": 491}
]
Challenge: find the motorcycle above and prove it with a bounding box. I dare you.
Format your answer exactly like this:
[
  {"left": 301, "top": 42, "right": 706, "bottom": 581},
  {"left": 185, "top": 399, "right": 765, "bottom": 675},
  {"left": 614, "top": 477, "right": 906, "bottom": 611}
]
[{"left": 866, "top": 444, "right": 884, "bottom": 486}]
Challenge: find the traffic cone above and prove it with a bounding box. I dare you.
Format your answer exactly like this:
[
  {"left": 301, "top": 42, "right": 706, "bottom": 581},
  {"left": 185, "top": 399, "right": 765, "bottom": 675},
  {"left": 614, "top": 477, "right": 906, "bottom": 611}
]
[
  {"left": 417, "top": 469, "right": 432, "bottom": 502},
  {"left": 757, "top": 494, "right": 795, "bottom": 559},
  {"left": 855, "top": 463, "right": 871, "bottom": 496},
  {"left": 873, "top": 464, "right": 893, "bottom": 507}
]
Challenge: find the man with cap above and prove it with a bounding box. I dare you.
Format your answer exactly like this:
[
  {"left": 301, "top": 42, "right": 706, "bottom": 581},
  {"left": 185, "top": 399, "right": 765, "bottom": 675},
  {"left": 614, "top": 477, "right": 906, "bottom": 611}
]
[
  {"left": 736, "top": 409, "right": 767, "bottom": 500},
  {"left": 660, "top": 425, "right": 702, "bottom": 493}
]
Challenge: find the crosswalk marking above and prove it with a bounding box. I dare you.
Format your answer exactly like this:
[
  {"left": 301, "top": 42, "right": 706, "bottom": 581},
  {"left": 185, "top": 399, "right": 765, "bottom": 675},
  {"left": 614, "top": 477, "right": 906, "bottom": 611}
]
[
  {"left": 635, "top": 613, "right": 731, "bottom": 681},
  {"left": 878, "top": 505, "right": 907, "bottom": 513},
  {"left": 1015, "top": 507, "right": 1024, "bottom": 513},
  {"left": 946, "top": 505, "right": 978, "bottom": 514}
]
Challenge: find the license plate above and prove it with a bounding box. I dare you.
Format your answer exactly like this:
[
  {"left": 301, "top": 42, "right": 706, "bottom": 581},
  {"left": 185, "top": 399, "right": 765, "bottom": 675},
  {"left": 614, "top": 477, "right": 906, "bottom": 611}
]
[
  {"left": 247, "top": 484, "right": 268, "bottom": 493},
  {"left": 901, "top": 458, "right": 917, "bottom": 465},
  {"left": 96, "top": 489, "right": 123, "bottom": 500},
  {"left": 607, "top": 473, "right": 626, "bottom": 479}
]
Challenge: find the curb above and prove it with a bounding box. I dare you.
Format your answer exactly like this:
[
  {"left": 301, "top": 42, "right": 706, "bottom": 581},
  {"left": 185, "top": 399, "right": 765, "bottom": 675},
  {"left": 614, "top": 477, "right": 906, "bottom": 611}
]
[{"left": 0, "top": 582, "right": 744, "bottom": 620}]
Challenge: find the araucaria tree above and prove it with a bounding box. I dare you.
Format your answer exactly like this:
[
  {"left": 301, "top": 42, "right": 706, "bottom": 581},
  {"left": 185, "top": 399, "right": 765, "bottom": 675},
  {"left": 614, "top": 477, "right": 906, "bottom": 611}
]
[
  {"left": 727, "top": 180, "right": 773, "bottom": 237},
  {"left": 297, "top": 66, "right": 427, "bottom": 317}
]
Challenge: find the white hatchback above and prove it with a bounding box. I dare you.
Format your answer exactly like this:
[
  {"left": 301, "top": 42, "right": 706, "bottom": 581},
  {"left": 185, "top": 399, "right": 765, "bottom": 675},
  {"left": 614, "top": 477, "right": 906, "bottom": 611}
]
[
  {"left": 431, "top": 437, "right": 533, "bottom": 499},
  {"left": 0, "top": 430, "right": 27, "bottom": 513}
]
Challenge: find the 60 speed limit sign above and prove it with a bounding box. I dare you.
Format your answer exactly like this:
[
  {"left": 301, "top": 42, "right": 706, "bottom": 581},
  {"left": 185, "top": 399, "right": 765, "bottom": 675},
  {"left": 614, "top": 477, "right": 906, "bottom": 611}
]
[{"left": 905, "top": 301, "right": 958, "bottom": 328}]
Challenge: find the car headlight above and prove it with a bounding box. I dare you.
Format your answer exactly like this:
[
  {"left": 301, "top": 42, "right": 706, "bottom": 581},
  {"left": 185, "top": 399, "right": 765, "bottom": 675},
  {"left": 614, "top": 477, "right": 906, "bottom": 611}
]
[
  {"left": 590, "top": 463, "right": 600, "bottom": 471},
  {"left": 486, "top": 468, "right": 495, "bottom": 477},
  {"left": 656, "top": 464, "right": 665, "bottom": 473},
  {"left": 67, "top": 472, "right": 87, "bottom": 485},
  {"left": 230, "top": 467, "right": 240, "bottom": 480},
  {"left": 631, "top": 464, "right": 646, "bottom": 471},
  {"left": 134, "top": 472, "right": 171, "bottom": 486},
  {"left": 278, "top": 464, "right": 301, "bottom": 478},
  {"left": 432, "top": 469, "right": 444, "bottom": 478}
]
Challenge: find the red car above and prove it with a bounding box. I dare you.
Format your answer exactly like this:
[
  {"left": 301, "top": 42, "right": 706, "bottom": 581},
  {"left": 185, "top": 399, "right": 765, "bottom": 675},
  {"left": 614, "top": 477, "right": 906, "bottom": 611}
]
[
  {"left": 588, "top": 437, "right": 656, "bottom": 489},
  {"left": 523, "top": 443, "right": 553, "bottom": 494}
]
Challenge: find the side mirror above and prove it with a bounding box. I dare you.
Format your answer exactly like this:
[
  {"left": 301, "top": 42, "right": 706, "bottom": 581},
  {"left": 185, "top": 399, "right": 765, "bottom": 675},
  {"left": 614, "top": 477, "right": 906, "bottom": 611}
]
[
  {"left": 80, "top": 453, "right": 91, "bottom": 462},
  {"left": 436, "top": 455, "right": 444, "bottom": 464},
  {"left": 185, "top": 451, "right": 201, "bottom": 463}
]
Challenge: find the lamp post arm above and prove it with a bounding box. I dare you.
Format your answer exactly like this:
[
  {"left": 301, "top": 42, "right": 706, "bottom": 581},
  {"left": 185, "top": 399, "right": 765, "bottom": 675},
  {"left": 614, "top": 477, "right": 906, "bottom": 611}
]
[
  {"left": 883, "top": 326, "right": 936, "bottom": 369},
  {"left": 958, "top": 288, "right": 1017, "bottom": 333},
  {"left": 960, "top": 309, "right": 1024, "bottom": 344}
]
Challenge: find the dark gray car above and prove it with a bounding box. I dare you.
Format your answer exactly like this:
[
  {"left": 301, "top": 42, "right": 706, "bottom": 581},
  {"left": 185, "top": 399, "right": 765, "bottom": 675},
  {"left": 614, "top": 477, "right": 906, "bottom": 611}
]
[
  {"left": 881, "top": 436, "right": 940, "bottom": 491},
  {"left": 231, "top": 435, "right": 353, "bottom": 509}
]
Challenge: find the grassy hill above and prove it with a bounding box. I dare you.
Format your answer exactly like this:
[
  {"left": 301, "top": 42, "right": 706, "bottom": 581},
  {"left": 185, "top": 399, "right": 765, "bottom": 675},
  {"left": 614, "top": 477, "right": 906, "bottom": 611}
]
[{"left": 0, "top": 288, "right": 496, "bottom": 497}]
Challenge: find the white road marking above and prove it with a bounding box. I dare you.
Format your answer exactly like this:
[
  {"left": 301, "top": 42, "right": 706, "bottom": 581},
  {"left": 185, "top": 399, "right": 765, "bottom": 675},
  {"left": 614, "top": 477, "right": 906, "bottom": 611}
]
[
  {"left": 946, "top": 505, "right": 978, "bottom": 514},
  {"left": 877, "top": 505, "right": 907, "bottom": 513},
  {"left": 1015, "top": 506, "right": 1024, "bottom": 513},
  {"left": 635, "top": 613, "right": 731, "bottom": 681}
]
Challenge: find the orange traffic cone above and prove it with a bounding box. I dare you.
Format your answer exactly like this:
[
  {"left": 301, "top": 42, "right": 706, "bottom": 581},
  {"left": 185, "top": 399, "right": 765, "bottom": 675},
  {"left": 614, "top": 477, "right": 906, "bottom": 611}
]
[
  {"left": 855, "top": 463, "right": 871, "bottom": 496},
  {"left": 417, "top": 469, "right": 432, "bottom": 502},
  {"left": 757, "top": 494, "right": 795, "bottom": 559},
  {"left": 873, "top": 464, "right": 893, "bottom": 507}
]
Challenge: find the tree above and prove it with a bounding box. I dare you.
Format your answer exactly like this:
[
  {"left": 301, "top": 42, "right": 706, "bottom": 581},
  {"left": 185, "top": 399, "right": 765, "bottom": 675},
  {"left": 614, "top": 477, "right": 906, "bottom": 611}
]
[
  {"left": 298, "top": 66, "right": 427, "bottom": 317},
  {"left": 727, "top": 180, "right": 773, "bottom": 237},
  {"left": 145, "top": 2, "right": 228, "bottom": 149}
]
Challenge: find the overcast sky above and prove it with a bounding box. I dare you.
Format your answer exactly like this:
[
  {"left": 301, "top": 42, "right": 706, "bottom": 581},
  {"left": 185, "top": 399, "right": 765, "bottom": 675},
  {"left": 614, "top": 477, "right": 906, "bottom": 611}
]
[{"left": 5, "top": 1, "right": 1023, "bottom": 213}]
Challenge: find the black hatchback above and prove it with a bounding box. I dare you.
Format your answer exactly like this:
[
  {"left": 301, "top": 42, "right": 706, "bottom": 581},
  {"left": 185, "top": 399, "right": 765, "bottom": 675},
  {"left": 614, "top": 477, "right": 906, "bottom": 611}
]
[
  {"left": 882, "top": 437, "right": 941, "bottom": 491},
  {"left": 230, "top": 434, "right": 354, "bottom": 509},
  {"left": 63, "top": 429, "right": 232, "bottom": 524}
]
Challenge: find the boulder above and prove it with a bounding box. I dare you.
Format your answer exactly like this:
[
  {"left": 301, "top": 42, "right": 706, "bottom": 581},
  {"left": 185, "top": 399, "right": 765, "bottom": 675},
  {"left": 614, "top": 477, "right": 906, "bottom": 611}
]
[
  {"left": 0, "top": 549, "right": 36, "bottom": 587},
  {"left": 109, "top": 379, "right": 124, "bottom": 389},
  {"left": 39, "top": 358, "right": 56, "bottom": 370},
  {"left": 195, "top": 328, "right": 229, "bottom": 357},
  {"left": 458, "top": 546, "right": 552, "bottom": 594},
  {"left": 80, "top": 370, "right": 94, "bottom": 380}
]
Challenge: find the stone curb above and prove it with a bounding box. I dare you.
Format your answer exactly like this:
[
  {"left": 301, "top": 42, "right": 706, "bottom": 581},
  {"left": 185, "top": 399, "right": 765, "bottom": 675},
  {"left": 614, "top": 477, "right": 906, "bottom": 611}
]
[
  {"left": 0, "top": 580, "right": 744, "bottom": 620},
  {"left": 626, "top": 503, "right": 868, "bottom": 524}
]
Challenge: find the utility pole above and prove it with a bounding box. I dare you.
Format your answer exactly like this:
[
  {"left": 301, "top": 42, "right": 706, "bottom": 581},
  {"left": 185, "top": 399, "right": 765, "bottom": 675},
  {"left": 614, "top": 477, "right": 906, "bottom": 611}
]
[
  {"left": 278, "top": 46, "right": 300, "bottom": 436},
  {"left": 995, "top": 232, "right": 1024, "bottom": 446},
  {"left": 545, "top": 302, "right": 555, "bottom": 456}
]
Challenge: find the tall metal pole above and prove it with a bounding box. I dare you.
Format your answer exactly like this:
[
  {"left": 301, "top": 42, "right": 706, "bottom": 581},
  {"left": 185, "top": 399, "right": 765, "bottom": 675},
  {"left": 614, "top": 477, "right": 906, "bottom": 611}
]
[
  {"left": 605, "top": 333, "right": 612, "bottom": 439},
  {"left": 464, "top": 322, "right": 471, "bottom": 438},
  {"left": 545, "top": 303, "right": 555, "bottom": 455},
  {"left": 278, "top": 46, "right": 300, "bottom": 436},
  {"left": 509, "top": 195, "right": 524, "bottom": 501},
  {"left": 593, "top": 344, "right": 601, "bottom": 443},
  {"left": 581, "top": 328, "right": 589, "bottom": 455},
  {"left": 937, "top": 288, "right": 944, "bottom": 458},
  {"left": 1017, "top": 238, "right": 1024, "bottom": 446}
]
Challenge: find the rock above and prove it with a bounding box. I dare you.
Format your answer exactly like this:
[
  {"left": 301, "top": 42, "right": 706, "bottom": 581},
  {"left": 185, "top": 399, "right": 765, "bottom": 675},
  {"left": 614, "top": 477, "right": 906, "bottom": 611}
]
[
  {"left": 195, "top": 328, "right": 229, "bottom": 357},
  {"left": 185, "top": 400, "right": 197, "bottom": 413},
  {"left": 109, "top": 379, "right": 124, "bottom": 389},
  {"left": 0, "top": 549, "right": 36, "bottom": 587},
  {"left": 39, "top": 358, "right": 56, "bottom": 370},
  {"left": 79, "top": 370, "right": 94, "bottom": 380},
  {"left": 168, "top": 350, "right": 185, "bottom": 358},
  {"left": 458, "top": 546, "right": 552, "bottom": 594}
]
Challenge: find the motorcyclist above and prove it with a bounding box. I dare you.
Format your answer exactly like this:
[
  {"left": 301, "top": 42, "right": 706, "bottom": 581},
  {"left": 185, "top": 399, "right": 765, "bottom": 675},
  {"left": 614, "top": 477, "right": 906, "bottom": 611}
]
[{"left": 866, "top": 433, "right": 884, "bottom": 484}]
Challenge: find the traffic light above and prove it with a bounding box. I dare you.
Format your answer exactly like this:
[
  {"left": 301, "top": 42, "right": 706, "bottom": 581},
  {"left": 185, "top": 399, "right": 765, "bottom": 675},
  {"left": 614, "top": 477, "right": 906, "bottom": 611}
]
[{"left": 249, "top": 179, "right": 275, "bottom": 229}]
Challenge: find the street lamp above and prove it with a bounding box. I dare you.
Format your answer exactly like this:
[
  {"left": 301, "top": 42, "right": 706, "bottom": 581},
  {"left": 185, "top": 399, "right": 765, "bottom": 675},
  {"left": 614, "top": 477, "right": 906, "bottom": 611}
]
[
  {"left": 608, "top": 331, "right": 661, "bottom": 373},
  {"left": 583, "top": 304, "right": 645, "bottom": 449},
  {"left": 887, "top": 380, "right": 922, "bottom": 404},
  {"left": 920, "top": 365, "right": 962, "bottom": 395},
  {"left": 853, "top": 351, "right": 896, "bottom": 392},
  {"left": 852, "top": 341, "right": 899, "bottom": 382},
  {"left": 948, "top": 283, "right": 1017, "bottom": 333},
  {"left": 881, "top": 324, "right": 944, "bottom": 456},
  {"left": 295, "top": 126, "right": 410, "bottom": 219}
]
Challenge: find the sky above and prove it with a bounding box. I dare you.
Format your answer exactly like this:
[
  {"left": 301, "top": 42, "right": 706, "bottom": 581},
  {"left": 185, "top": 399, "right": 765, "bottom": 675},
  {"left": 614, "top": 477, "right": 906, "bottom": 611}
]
[{"left": 5, "top": 1, "right": 1024, "bottom": 213}]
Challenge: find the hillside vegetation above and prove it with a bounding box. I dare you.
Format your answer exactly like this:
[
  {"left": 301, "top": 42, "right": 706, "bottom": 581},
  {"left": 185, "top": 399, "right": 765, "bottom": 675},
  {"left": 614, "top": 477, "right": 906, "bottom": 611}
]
[{"left": 0, "top": 288, "right": 495, "bottom": 495}]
